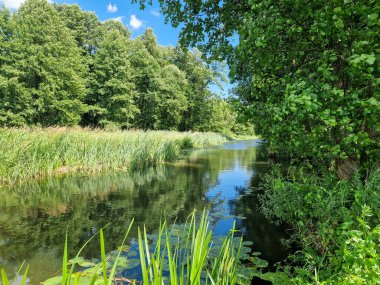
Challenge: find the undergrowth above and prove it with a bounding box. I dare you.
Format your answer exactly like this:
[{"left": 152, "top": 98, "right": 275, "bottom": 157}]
[{"left": 260, "top": 168, "right": 380, "bottom": 284}]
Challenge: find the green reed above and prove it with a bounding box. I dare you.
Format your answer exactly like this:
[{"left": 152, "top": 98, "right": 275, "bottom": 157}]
[
  {"left": 0, "top": 127, "right": 226, "bottom": 185},
  {"left": 1, "top": 210, "right": 245, "bottom": 285},
  {"left": 137, "top": 210, "right": 242, "bottom": 285}
]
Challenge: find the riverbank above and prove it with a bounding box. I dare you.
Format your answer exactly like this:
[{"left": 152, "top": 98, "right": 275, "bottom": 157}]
[
  {"left": 0, "top": 127, "right": 227, "bottom": 186},
  {"left": 260, "top": 168, "right": 380, "bottom": 284}
]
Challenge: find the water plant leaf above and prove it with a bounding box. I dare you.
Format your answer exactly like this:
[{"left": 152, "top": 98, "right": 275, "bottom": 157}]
[{"left": 42, "top": 276, "right": 63, "bottom": 285}]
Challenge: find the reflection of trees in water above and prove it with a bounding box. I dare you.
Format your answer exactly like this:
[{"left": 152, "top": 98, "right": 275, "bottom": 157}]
[
  {"left": 228, "top": 148, "right": 290, "bottom": 268},
  {"left": 0, "top": 140, "right": 267, "bottom": 283},
  {"left": 0, "top": 165, "right": 210, "bottom": 265}
]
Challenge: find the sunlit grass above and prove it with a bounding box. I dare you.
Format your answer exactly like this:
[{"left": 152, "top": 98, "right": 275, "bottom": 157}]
[{"left": 0, "top": 127, "right": 227, "bottom": 185}]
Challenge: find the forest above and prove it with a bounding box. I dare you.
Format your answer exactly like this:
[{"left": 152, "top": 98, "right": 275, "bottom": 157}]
[
  {"left": 0, "top": 0, "right": 251, "bottom": 135},
  {"left": 0, "top": 0, "right": 379, "bottom": 285}
]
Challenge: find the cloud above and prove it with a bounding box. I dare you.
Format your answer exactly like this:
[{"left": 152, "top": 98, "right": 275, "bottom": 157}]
[
  {"left": 129, "top": 14, "right": 143, "bottom": 30},
  {"left": 150, "top": 9, "right": 160, "bottom": 17},
  {"left": 1, "top": 0, "right": 25, "bottom": 9},
  {"left": 112, "top": 16, "right": 124, "bottom": 23},
  {"left": 107, "top": 3, "right": 118, "bottom": 13},
  {"left": 1, "top": 0, "right": 52, "bottom": 9}
]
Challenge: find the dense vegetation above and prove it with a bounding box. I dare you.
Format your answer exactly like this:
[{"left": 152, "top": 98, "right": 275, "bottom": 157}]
[
  {"left": 261, "top": 169, "right": 380, "bottom": 284},
  {"left": 0, "top": 127, "right": 226, "bottom": 185},
  {"left": 0, "top": 0, "right": 378, "bottom": 284},
  {"left": 135, "top": 0, "right": 380, "bottom": 284},
  {"left": 137, "top": 0, "right": 379, "bottom": 171},
  {"left": 0, "top": 0, "right": 252, "bottom": 135}
]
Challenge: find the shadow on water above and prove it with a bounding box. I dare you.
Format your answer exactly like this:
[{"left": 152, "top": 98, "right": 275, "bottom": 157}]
[{"left": 0, "top": 139, "right": 289, "bottom": 284}]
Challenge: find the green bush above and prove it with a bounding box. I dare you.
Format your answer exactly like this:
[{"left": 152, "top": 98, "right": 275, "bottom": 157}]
[{"left": 260, "top": 169, "right": 380, "bottom": 284}]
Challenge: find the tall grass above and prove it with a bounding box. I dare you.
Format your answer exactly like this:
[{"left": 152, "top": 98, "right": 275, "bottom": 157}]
[
  {"left": 0, "top": 127, "right": 227, "bottom": 185},
  {"left": 137, "top": 210, "right": 242, "bottom": 285},
  {"left": 1, "top": 210, "right": 245, "bottom": 285}
]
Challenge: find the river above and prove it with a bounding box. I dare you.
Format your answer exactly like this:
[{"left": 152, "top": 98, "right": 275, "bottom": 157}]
[{"left": 0, "top": 139, "right": 289, "bottom": 284}]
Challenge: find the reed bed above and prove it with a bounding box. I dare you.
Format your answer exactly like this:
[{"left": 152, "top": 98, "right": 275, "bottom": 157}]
[{"left": 0, "top": 127, "right": 227, "bottom": 185}]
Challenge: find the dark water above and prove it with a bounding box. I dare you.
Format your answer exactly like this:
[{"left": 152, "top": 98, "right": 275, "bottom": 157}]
[{"left": 0, "top": 140, "right": 289, "bottom": 284}]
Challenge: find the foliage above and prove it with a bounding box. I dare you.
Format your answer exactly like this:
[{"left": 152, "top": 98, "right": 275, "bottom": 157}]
[
  {"left": 0, "top": 127, "right": 227, "bottom": 185},
  {"left": 0, "top": 0, "right": 251, "bottom": 135},
  {"left": 86, "top": 20, "right": 138, "bottom": 129},
  {"left": 137, "top": 210, "right": 243, "bottom": 285},
  {"left": 260, "top": 169, "right": 380, "bottom": 284},
  {"left": 0, "top": 0, "right": 87, "bottom": 126},
  {"left": 134, "top": 0, "right": 380, "bottom": 169},
  {"left": 130, "top": 2, "right": 380, "bottom": 282}
]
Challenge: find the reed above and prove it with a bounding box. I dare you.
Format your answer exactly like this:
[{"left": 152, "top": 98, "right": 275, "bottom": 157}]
[
  {"left": 137, "top": 210, "right": 242, "bottom": 285},
  {"left": 0, "top": 127, "right": 227, "bottom": 185},
  {"left": 1, "top": 210, "right": 245, "bottom": 285}
]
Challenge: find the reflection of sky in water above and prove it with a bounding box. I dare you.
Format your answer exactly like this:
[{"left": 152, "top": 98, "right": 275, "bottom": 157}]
[
  {"left": 214, "top": 139, "right": 263, "bottom": 150},
  {"left": 207, "top": 161, "right": 253, "bottom": 235}
]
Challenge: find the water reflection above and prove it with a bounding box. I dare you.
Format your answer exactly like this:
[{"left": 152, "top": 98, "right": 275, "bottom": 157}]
[{"left": 0, "top": 140, "right": 288, "bottom": 284}]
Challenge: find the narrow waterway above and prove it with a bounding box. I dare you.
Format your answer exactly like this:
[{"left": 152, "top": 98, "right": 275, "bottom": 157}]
[{"left": 0, "top": 140, "right": 289, "bottom": 284}]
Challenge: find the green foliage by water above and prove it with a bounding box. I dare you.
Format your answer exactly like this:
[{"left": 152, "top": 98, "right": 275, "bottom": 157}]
[
  {"left": 135, "top": 0, "right": 380, "bottom": 170},
  {"left": 0, "top": 0, "right": 250, "bottom": 135},
  {"left": 133, "top": 1, "right": 380, "bottom": 283},
  {"left": 0, "top": 127, "right": 226, "bottom": 185},
  {"left": 260, "top": 169, "right": 380, "bottom": 284}
]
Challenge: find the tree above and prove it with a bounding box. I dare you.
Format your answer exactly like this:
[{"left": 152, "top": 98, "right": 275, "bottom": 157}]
[
  {"left": 86, "top": 20, "right": 138, "bottom": 128},
  {"left": 54, "top": 3, "right": 100, "bottom": 56},
  {"left": 168, "top": 47, "right": 225, "bottom": 131},
  {"left": 155, "top": 64, "right": 188, "bottom": 130},
  {"left": 130, "top": 32, "right": 162, "bottom": 130},
  {"left": 0, "top": 0, "right": 238, "bottom": 133},
  {"left": 0, "top": 6, "right": 33, "bottom": 126},
  {"left": 12, "top": 0, "right": 87, "bottom": 126},
  {"left": 135, "top": 0, "right": 380, "bottom": 169}
]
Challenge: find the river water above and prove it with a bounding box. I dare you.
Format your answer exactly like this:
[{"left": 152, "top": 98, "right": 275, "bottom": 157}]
[{"left": 0, "top": 140, "right": 289, "bottom": 284}]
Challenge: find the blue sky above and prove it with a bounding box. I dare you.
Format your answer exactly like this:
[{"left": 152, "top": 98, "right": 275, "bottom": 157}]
[
  {"left": 1, "top": 0, "right": 230, "bottom": 95},
  {"left": 54, "top": 0, "right": 182, "bottom": 47}
]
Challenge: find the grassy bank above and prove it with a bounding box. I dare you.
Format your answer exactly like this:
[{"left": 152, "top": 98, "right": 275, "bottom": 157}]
[{"left": 0, "top": 128, "right": 227, "bottom": 185}]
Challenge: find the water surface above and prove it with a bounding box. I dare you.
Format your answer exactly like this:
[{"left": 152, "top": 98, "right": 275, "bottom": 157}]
[{"left": 0, "top": 140, "right": 289, "bottom": 284}]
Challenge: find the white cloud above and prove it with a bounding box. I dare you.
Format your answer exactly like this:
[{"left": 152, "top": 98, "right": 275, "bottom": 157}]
[
  {"left": 1, "top": 0, "right": 52, "bottom": 9},
  {"left": 129, "top": 14, "right": 143, "bottom": 30},
  {"left": 107, "top": 3, "right": 118, "bottom": 13},
  {"left": 150, "top": 9, "right": 160, "bottom": 17},
  {"left": 112, "top": 16, "right": 124, "bottom": 23},
  {"left": 1, "top": 0, "right": 24, "bottom": 9}
]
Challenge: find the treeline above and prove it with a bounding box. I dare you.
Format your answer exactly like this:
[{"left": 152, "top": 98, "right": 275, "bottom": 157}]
[{"left": 0, "top": 0, "right": 250, "bottom": 134}]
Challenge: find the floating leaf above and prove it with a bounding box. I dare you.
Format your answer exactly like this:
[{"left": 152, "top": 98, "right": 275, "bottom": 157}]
[{"left": 41, "top": 276, "right": 62, "bottom": 285}]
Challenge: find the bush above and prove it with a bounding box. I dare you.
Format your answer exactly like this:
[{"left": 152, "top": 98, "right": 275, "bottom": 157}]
[{"left": 260, "top": 169, "right": 380, "bottom": 284}]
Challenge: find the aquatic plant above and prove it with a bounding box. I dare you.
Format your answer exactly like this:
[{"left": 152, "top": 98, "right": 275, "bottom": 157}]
[
  {"left": 0, "top": 127, "right": 227, "bottom": 185},
  {"left": 0, "top": 210, "right": 268, "bottom": 284},
  {"left": 137, "top": 210, "right": 242, "bottom": 285}
]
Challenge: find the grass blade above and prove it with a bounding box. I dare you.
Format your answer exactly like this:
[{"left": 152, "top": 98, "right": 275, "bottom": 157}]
[
  {"left": 100, "top": 229, "right": 108, "bottom": 284},
  {"left": 62, "top": 230, "right": 68, "bottom": 285},
  {"left": 20, "top": 265, "right": 29, "bottom": 285},
  {"left": 107, "top": 219, "right": 134, "bottom": 285},
  {"left": 1, "top": 268, "right": 9, "bottom": 285}
]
